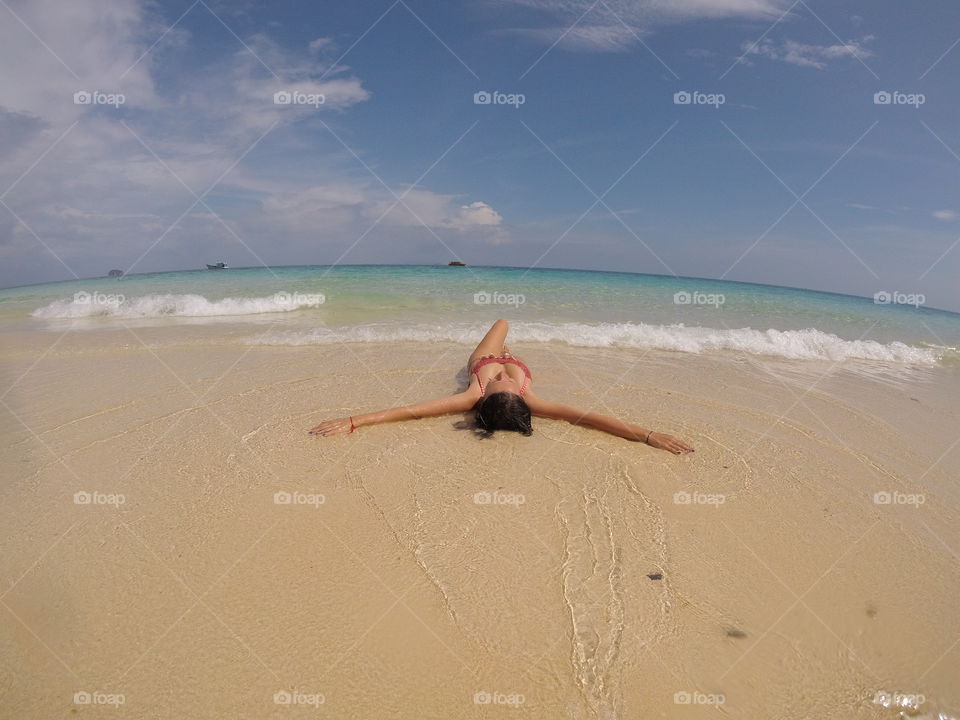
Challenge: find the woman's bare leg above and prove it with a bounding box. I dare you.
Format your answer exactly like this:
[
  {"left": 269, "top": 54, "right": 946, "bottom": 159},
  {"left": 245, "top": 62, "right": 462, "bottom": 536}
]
[{"left": 469, "top": 319, "right": 509, "bottom": 367}]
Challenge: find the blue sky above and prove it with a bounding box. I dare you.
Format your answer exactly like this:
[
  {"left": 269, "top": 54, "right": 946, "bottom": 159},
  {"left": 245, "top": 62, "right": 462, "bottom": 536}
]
[{"left": 2, "top": 0, "right": 959, "bottom": 309}]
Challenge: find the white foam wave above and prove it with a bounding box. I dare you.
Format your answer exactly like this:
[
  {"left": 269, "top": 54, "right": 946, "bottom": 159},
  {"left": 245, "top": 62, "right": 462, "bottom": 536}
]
[
  {"left": 250, "top": 321, "right": 944, "bottom": 365},
  {"left": 32, "top": 292, "right": 324, "bottom": 319}
]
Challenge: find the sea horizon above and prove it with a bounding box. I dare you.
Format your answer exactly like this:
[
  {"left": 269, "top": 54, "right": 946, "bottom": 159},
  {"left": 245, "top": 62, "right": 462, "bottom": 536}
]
[{"left": 5, "top": 262, "right": 960, "bottom": 318}]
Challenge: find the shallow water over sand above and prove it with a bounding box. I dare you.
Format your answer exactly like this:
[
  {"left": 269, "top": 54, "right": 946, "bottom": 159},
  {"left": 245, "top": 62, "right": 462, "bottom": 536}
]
[{"left": 2, "top": 323, "right": 959, "bottom": 718}]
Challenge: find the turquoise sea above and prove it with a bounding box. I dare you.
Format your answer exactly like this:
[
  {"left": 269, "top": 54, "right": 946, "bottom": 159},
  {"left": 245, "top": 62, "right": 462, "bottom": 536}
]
[{"left": 2, "top": 265, "right": 958, "bottom": 366}]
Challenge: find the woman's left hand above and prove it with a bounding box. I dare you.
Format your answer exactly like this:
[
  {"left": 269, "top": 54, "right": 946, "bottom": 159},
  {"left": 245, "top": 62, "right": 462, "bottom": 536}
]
[
  {"left": 308, "top": 417, "right": 354, "bottom": 436},
  {"left": 647, "top": 432, "right": 694, "bottom": 454}
]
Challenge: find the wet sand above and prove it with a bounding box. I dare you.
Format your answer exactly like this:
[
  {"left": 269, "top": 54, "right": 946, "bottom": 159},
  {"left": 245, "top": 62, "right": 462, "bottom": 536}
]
[{"left": 2, "top": 325, "right": 959, "bottom": 718}]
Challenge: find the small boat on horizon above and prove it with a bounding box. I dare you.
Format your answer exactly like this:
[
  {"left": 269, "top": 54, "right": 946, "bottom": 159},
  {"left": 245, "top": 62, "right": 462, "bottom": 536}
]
[
  {"left": 448, "top": 260, "right": 466, "bottom": 266},
  {"left": 206, "top": 262, "right": 229, "bottom": 270}
]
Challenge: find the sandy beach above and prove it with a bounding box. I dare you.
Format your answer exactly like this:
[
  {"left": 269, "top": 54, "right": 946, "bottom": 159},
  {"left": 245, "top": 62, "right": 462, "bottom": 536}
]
[{"left": 2, "top": 323, "right": 959, "bottom": 719}]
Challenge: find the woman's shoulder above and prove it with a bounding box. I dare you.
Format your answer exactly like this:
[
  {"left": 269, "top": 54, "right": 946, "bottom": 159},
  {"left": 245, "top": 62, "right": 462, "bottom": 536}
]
[{"left": 462, "top": 382, "right": 484, "bottom": 406}]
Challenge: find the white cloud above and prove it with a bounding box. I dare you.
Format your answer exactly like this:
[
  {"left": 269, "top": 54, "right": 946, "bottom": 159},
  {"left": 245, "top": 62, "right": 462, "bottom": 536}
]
[
  {"left": 644, "top": 0, "right": 790, "bottom": 20},
  {"left": 0, "top": 0, "right": 158, "bottom": 123},
  {"left": 363, "top": 189, "right": 505, "bottom": 234},
  {"left": 453, "top": 201, "right": 503, "bottom": 230},
  {"left": 0, "top": 0, "right": 507, "bottom": 283},
  {"left": 740, "top": 35, "right": 875, "bottom": 69},
  {"left": 506, "top": 25, "right": 642, "bottom": 53},
  {"left": 933, "top": 209, "right": 957, "bottom": 221},
  {"left": 504, "top": 0, "right": 790, "bottom": 21},
  {"left": 263, "top": 184, "right": 367, "bottom": 215},
  {"left": 308, "top": 37, "right": 335, "bottom": 54},
  {"left": 499, "top": 0, "right": 792, "bottom": 51}
]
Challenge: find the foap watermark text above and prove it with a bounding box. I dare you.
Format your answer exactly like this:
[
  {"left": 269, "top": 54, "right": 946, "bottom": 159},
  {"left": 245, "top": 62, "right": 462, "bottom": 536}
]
[
  {"left": 474, "top": 90, "right": 525, "bottom": 108},
  {"left": 273, "top": 291, "right": 325, "bottom": 308},
  {"left": 74, "top": 491, "right": 125, "bottom": 507},
  {"left": 274, "top": 90, "right": 325, "bottom": 107},
  {"left": 874, "top": 90, "right": 925, "bottom": 108},
  {"left": 675, "top": 690, "right": 725, "bottom": 706},
  {"left": 474, "top": 491, "right": 525, "bottom": 507},
  {"left": 873, "top": 491, "right": 925, "bottom": 508},
  {"left": 74, "top": 691, "right": 125, "bottom": 707},
  {"left": 74, "top": 290, "right": 125, "bottom": 308},
  {"left": 274, "top": 491, "right": 325, "bottom": 508},
  {"left": 874, "top": 291, "right": 925, "bottom": 307},
  {"left": 873, "top": 690, "right": 925, "bottom": 710},
  {"left": 474, "top": 291, "right": 525, "bottom": 308},
  {"left": 474, "top": 690, "right": 525, "bottom": 706},
  {"left": 674, "top": 90, "right": 725, "bottom": 108},
  {"left": 74, "top": 91, "right": 125, "bottom": 107},
  {"left": 674, "top": 290, "right": 725, "bottom": 307},
  {"left": 674, "top": 491, "right": 725, "bottom": 508},
  {"left": 274, "top": 689, "right": 325, "bottom": 707}
]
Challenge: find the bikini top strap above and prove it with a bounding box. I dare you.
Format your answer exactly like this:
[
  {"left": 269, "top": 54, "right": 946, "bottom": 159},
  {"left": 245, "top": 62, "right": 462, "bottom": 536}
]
[
  {"left": 515, "top": 358, "right": 532, "bottom": 379},
  {"left": 472, "top": 355, "right": 530, "bottom": 397}
]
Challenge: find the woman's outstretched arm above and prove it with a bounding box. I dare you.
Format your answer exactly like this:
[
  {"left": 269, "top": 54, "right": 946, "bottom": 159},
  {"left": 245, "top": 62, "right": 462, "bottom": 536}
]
[
  {"left": 309, "top": 390, "right": 479, "bottom": 436},
  {"left": 524, "top": 395, "right": 694, "bottom": 454}
]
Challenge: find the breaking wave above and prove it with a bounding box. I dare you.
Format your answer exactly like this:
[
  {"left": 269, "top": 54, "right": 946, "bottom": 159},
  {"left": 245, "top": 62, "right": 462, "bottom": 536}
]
[
  {"left": 32, "top": 292, "right": 324, "bottom": 319},
  {"left": 249, "top": 321, "right": 945, "bottom": 365}
]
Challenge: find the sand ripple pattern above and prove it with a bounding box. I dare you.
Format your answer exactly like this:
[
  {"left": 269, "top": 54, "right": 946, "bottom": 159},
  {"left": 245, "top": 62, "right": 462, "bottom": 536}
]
[
  {"left": 557, "top": 485, "right": 625, "bottom": 719},
  {"left": 551, "top": 458, "right": 673, "bottom": 719}
]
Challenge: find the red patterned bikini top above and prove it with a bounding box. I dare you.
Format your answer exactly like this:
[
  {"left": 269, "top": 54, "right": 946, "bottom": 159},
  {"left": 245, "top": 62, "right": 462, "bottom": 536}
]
[{"left": 472, "top": 354, "right": 532, "bottom": 397}]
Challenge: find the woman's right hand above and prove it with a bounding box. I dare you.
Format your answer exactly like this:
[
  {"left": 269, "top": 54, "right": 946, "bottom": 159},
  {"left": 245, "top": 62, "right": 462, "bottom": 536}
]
[
  {"left": 308, "top": 417, "right": 354, "bottom": 436},
  {"left": 646, "top": 432, "right": 694, "bottom": 454}
]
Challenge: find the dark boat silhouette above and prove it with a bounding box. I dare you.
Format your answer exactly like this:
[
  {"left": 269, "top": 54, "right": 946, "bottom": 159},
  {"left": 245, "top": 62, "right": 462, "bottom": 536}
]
[
  {"left": 206, "top": 262, "right": 229, "bottom": 270},
  {"left": 448, "top": 260, "right": 466, "bottom": 266}
]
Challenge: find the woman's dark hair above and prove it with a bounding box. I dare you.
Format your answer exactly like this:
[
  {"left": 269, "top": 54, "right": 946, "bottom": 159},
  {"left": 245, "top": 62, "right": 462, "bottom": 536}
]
[{"left": 475, "top": 392, "right": 533, "bottom": 436}]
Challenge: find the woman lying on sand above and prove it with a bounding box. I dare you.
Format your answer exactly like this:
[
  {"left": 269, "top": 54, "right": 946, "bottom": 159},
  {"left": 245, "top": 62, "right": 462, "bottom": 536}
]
[{"left": 309, "top": 319, "right": 694, "bottom": 454}]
